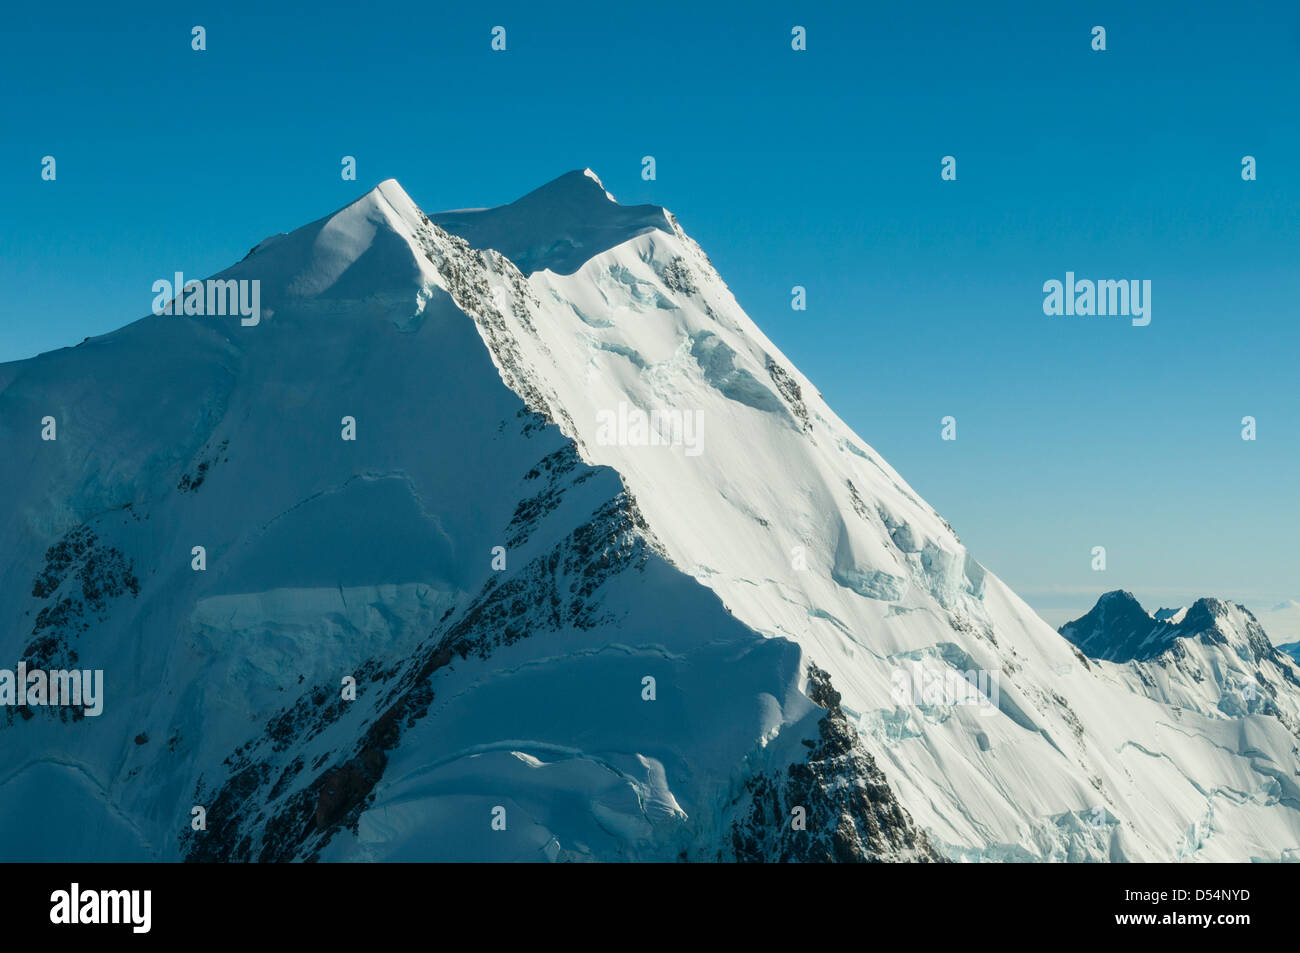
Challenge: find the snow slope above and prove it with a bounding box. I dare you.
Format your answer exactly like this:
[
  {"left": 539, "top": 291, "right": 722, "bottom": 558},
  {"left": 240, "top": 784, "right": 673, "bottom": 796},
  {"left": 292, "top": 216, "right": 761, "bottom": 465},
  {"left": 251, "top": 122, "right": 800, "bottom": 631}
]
[{"left": 1, "top": 173, "right": 1297, "bottom": 862}]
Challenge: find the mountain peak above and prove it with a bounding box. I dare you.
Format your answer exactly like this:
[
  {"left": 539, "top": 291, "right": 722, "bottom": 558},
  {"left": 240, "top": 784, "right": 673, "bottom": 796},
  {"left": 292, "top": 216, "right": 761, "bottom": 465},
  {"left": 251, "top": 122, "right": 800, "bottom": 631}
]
[
  {"left": 431, "top": 169, "right": 671, "bottom": 275},
  {"left": 218, "top": 176, "right": 433, "bottom": 310},
  {"left": 1062, "top": 590, "right": 1275, "bottom": 664},
  {"left": 370, "top": 177, "right": 415, "bottom": 206},
  {"left": 348, "top": 178, "right": 423, "bottom": 230},
  {"left": 1096, "top": 589, "right": 1144, "bottom": 610},
  {"left": 1061, "top": 591, "right": 1166, "bottom": 661},
  {"left": 580, "top": 167, "right": 611, "bottom": 193},
  {"left": 518, "top": 168, "right": 617, "bottom": 204}
]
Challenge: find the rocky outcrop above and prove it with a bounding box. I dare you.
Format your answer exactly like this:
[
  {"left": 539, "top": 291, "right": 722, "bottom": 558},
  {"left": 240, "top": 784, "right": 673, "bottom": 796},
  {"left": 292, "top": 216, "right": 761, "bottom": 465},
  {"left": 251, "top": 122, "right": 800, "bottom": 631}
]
[{"left": 726, "top": 663, "right": 944, "bottom": 863}]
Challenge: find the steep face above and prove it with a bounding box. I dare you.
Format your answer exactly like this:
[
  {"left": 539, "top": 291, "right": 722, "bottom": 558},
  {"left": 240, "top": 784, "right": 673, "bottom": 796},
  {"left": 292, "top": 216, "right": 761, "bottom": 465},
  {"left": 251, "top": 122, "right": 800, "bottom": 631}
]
[
  {"left": 1060, "top": 590, "right": 1180, "bottom": 661},
  {"left": 0, "top": 177, "right": 933, "bottom": 863},
  {"left": 428, "top": 171, "right": 1300, "bottom": 862}
]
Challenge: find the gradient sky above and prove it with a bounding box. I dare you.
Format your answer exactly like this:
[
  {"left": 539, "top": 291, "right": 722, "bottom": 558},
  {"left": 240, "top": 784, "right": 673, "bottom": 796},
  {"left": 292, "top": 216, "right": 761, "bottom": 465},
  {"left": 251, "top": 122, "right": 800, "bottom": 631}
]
[{"left": 2, "top": 1, "right": 1297, "bottom": 633}]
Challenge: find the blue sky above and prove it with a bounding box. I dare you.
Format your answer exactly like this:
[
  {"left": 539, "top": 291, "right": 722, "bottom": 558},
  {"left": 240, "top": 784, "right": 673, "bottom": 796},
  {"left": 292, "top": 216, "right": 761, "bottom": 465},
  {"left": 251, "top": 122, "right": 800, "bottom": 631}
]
[{"left": 2, "top": 1, "right": 1297, "bottom": 630}]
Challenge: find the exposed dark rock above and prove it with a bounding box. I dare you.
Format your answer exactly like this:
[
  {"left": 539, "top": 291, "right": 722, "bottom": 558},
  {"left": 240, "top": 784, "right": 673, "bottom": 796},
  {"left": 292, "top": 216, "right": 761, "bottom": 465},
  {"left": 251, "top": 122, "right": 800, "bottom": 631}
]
[
  {"left": 726, "top": 663, "right": 945, "bottom": 863},
  {"left": 765, "top": 356, "right": 812, "bottom": 432},
  {"left": 314, "top": 749, "right": 387, "bottom": 830}
]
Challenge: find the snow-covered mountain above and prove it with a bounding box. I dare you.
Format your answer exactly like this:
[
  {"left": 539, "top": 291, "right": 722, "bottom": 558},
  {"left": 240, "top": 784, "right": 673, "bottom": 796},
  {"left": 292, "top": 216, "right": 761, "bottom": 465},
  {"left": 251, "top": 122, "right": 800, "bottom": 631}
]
[
  {"left": 1061, "top": 591, "right": 1300, "bottom": 727},
  {"left": 2, "top": 171, "right": 1298, "bottom": 862},
  {"left": 1060, "top": 590, "right": 1195, "bottom": 662}
]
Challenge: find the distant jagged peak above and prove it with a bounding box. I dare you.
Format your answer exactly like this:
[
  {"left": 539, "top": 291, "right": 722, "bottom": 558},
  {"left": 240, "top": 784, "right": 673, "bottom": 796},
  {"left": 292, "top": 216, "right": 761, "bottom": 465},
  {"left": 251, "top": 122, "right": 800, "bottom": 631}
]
[
  {"left": 1080, "top": 589, "right": 1154, "bottom": 626},
  {"left": 1094, "top": 589, "right": 1146, "bottom": 610},
  {"left": 1061, "top": 590, "right": 1275, "bottom": 664}
]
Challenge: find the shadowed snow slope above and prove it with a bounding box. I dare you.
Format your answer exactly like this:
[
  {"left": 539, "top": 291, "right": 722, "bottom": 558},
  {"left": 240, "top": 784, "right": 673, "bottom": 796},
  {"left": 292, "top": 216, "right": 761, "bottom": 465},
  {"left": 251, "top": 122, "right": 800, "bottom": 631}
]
[{"left": 1, "top": 173, "right": 1297, "bottom": 862}]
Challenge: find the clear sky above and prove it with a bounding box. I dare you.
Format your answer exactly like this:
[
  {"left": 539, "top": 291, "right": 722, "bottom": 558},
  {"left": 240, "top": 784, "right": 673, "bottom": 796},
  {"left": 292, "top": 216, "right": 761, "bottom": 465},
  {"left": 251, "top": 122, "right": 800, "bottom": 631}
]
[{"left": 2, "top": 1, "right": 1297, "bottom": 635}]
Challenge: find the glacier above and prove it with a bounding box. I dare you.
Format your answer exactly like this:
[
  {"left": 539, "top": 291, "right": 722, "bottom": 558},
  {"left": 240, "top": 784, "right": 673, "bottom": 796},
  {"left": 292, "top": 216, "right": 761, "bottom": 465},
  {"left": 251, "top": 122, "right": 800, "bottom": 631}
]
[{"left": 1, "top": 170, "right": 1297, "bottom": 862}]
